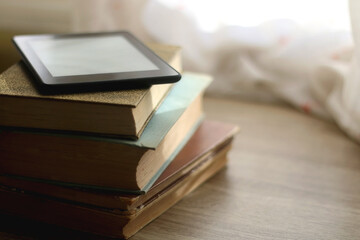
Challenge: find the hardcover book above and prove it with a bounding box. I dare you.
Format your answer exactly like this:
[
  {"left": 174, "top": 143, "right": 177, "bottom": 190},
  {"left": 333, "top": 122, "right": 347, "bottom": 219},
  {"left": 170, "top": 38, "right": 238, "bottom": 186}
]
[{"left": 0, "top": 43, "right": 182, "bottom": 139}]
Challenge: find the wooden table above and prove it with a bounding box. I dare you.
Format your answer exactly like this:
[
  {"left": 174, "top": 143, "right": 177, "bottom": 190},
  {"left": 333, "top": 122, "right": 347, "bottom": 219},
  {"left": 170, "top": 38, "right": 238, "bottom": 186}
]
[{"left": 1, "top": 97, "right": 360, "bottom": 239}]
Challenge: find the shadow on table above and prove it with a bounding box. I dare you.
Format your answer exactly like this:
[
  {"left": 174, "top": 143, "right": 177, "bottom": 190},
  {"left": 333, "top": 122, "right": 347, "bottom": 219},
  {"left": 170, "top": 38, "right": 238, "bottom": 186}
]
[{"left": 0, "top": 213, "right": 111, "bottom": 240}]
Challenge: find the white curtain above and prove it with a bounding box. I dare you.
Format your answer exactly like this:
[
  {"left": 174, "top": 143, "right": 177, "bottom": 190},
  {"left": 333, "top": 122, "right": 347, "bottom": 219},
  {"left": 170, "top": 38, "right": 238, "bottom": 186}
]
[{"left": 73, "top": 0, "right": 360, "bottom": 143}]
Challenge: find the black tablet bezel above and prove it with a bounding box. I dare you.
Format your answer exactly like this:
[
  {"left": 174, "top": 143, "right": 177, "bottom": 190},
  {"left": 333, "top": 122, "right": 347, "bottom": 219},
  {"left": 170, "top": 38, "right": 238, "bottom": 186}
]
[{"left": 12, "top": 31, "right": 181, "bottom": 88}]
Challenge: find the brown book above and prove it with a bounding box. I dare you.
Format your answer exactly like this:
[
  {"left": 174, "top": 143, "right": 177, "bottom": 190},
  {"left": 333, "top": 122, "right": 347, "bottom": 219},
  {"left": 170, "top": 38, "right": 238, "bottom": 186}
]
[
  {"left": 0, "top": 121, "right": 238, "bottom": 239},
  {"left": 0, "top": 43, "right": 181, "bottom": 139},
  {"left": 0, "top": 73, "right": 211, "bottom": 191},
  {"left": 0, "top": 120, "right": 238, "bottom": 211}
]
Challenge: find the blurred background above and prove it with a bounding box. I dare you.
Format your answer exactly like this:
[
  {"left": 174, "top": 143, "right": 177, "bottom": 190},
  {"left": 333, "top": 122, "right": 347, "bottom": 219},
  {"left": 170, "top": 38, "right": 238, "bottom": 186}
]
[{"left": 0, "top": 0, "right": 359, "bottom": 143}]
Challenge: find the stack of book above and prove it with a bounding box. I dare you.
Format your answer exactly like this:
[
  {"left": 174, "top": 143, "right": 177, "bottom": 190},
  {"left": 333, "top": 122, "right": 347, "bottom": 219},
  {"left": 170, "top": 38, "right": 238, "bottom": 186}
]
[{"left": 0, "top": 44, "right": 238, "bottom": 239}]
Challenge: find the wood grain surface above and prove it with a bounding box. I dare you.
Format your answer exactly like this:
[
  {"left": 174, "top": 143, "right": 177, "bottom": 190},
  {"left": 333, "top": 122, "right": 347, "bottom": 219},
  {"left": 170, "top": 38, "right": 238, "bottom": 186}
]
[{"left": 1, "top": 97, "right": 360, "bottom": 239}]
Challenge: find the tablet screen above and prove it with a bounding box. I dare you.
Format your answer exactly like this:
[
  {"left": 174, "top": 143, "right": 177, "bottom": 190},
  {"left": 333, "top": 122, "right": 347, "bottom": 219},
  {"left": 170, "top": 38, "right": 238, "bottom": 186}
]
[
  {"left": 13, "top": 32, "right": 181, "bottom": 90},
  {"left": 29, "top": 35, "right": 159, "bottom": 77}
]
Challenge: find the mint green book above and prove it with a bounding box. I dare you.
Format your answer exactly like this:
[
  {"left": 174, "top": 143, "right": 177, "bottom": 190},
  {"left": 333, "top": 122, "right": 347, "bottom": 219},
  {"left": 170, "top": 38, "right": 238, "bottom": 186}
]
[{"left": 0, "top": 73, "right": 211, "bottom": 192}]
